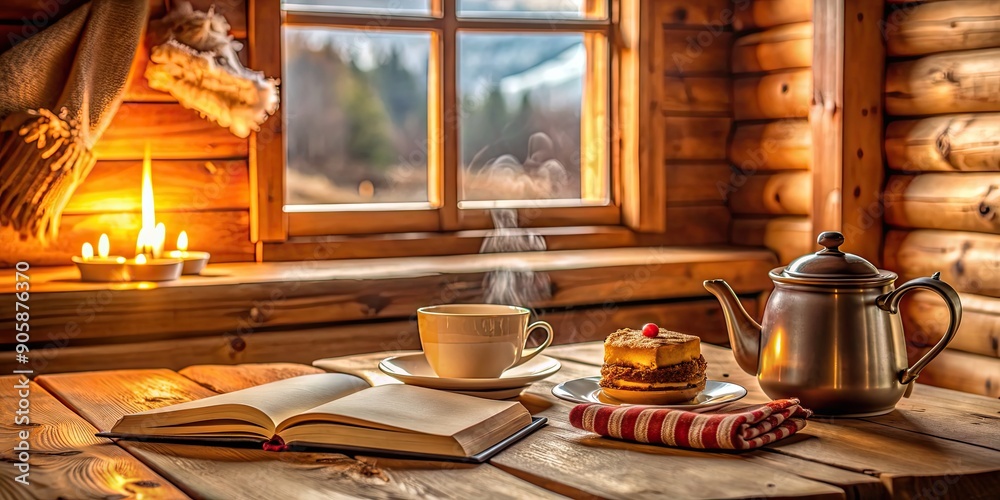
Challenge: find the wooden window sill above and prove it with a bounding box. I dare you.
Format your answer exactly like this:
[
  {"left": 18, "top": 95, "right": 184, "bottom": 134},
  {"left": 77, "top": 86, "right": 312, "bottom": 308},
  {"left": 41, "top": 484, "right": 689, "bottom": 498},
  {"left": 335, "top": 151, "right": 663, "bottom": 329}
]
[{"left": 2, "top": 246, "right": 776, "bottom": 373}]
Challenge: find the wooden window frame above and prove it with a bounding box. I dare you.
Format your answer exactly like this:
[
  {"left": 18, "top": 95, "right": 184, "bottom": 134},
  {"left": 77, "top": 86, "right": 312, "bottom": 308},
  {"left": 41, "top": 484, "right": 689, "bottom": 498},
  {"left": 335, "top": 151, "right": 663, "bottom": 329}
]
[{"left": 250, "top": 0, "right": 663, "bottom": 259}]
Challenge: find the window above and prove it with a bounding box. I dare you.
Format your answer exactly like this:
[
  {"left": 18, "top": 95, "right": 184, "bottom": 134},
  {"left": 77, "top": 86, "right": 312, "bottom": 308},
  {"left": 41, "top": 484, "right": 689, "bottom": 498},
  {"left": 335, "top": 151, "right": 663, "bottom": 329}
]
[{"left": 252, "top": 0, "right": 656, "bottom": 249}]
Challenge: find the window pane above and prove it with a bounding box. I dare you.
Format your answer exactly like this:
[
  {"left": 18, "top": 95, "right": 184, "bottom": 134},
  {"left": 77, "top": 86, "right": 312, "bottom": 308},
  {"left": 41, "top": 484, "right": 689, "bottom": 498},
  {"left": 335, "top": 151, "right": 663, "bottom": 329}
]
[
  {"left": 458, "top": 33, "right": 606, "bottom": 205},
  {"left": 458, "top": 0, "right": 605, "bottom": 19},
  {"left": 283, "top": 28, "right": 430, "bottom": 206},
  {"left": 282, "top": 0, "right": 431, "bottom": 16}
]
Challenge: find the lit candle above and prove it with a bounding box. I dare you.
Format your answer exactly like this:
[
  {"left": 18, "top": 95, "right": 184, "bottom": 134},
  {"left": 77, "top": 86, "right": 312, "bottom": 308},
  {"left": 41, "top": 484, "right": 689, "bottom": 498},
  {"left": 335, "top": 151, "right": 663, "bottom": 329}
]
[
  {"left": 167, "top": 230, "right": 211, "bottom": 275},
  {"left": 73, "top": 237, "right": 126, "bottom": 282},
  {"left": 135, "top": 254, "right": 147, "bottom": 265},
  {"left": 154, "top": 222, "right": 166, "bottom": 259},
  {"left": 81, "top": 242, "right": 94, "bottom": 261}
]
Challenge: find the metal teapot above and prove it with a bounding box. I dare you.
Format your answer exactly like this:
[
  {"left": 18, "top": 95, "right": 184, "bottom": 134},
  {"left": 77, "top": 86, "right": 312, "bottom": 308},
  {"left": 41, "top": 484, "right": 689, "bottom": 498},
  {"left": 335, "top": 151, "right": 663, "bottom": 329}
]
[{"left": 704, "top": 231, "right": 962, "bottom": 417}]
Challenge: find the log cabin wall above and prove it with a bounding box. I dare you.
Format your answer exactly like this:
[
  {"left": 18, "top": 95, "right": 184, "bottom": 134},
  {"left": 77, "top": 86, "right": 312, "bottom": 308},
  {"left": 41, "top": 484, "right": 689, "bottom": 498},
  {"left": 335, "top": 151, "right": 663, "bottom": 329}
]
[
  {"left": 882, "top": 0, "right": 1000, "bottom": 398},
  {"left": 0, "top": 0, "right": 253, "bottom": 267},
  {"left": 726, "top": 0, "right": 814, "bottom": 264}
]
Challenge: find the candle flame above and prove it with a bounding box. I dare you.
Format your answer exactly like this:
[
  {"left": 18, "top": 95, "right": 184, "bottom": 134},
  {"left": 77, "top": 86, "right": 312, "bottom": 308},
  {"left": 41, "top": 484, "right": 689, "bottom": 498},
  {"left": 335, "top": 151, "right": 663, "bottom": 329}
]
[
  {"left": 141, "top": 143, "right": 155, "bottom": 233},
  {"left": 98, "top": 234, "right": 110, "bottom": 259},
  {"left": 135, "top": 254, "right": 147, "bottom": 265},
  {"left": 177, "top": 231, "right": 188, "bottom": 252},
  {"left": 82, "top": 242, "right": 94, "bottom": 260},
  {"left": 154, "top": 222, "right": 166, "bottom": 259}
]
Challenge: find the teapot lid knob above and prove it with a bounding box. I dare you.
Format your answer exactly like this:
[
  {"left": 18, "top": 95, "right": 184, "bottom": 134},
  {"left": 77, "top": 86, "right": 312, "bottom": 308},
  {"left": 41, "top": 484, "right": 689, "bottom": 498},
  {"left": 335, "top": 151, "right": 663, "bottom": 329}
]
[{"left": 817, "top": 231, "right": 845, "bottom": 253}]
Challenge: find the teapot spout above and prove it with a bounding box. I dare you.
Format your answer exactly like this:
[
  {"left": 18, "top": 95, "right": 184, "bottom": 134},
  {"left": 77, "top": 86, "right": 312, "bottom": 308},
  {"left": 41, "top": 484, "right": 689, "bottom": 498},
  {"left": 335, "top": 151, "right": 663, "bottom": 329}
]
[{"left": 703, "top": 279, "right": 761, "bottom": 376}]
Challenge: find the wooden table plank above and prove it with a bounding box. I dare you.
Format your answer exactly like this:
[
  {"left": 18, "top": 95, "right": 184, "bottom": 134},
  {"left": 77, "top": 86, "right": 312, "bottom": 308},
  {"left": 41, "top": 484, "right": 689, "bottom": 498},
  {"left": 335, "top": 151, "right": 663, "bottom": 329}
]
[
  {"left": 35, "top": 370, "right": 563, "bottom": 499},
  {"left": 0, "top": 376, "right": 187, "bottom": 499},
  {"left": 546, "top": 343, "right": 1000, "bottom": 498}
]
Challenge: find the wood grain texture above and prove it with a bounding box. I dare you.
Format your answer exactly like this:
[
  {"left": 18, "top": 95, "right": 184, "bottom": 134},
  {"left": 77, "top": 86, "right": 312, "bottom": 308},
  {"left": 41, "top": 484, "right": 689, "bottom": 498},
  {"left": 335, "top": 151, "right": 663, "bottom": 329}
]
[
  {"left": 656, "top": 29, "right": 733, "bottom": 76},
  {"left": 651, "top": 0, "right": 740, "bottom": 27},
  {"left": 915, "top": 349, "right": 1000, "bottom": 398},
  {"left": 0, "top": 210, "right": 253, "bottom": 267},
  {"left": 249, "top": 0, "right": 286, "bottom": 241},
  {"left": 885, "top": 0, "right": 1000, "bottom": 57},
  {"left": 883, "top": 229, "right": 1000, "bottom": 298},
  {"left": 37, "top": 369, "right": 558, "bottom": 499},
  {"left": 64, "top": 160, "right": 250, "bottom": 214},
  {"left": 665, "top": 162, "right": 732, "bottom": 204},
  {"left": 178, "top": 363, "right": 325, "bottom": 393},
  {"left": 661, "top": 116, "right": 732, "bottom": 160},
  {"left": 0, "top": 249, "right": 778, "bottom": 370},
  {"left": 903, "top": 290, "right": 1000, "bottom": 359},
  {"left": 664, "top": 205, "right": 731, "bottom": 244},
  {"left": 733, "top": 69, "right": 811, "bottom": 121},
  {"left": 728, "top": 171, "right": 812, "bottom": 215},
  {"left": 886, "top": 48, "right": 1000, "bottom": 116},
  {"left": 657, "top": 76, "right": 731, "bottom": 114},
  {"left": 884, "top": 173, "right": 1000, "bottom": 234},
  {"left": 732, "top": 0, "right": 812, "bottom": 32},
  {"left": 94, "top": 103, "right": 249, "bottom": 160},
  {"left": 729, "top": 119, "right": 812, "bottom": 171},
  {"left": 0, "top": 376, "right": 187, "bottom": 499},
  {"left": 546, "top": 343, "right": 1000, "bottom": 496},
  {"left": 730, "top": 215, "right": 813, "bottom": 264},
  {"left": 812, "top": 0, "right": 885, "bottom": 266},
  {"left": 885, "top": 114, "right": 1000, "bottom": 172},
  {"left": 731, "top": 22, "right": 812, "bottom": 74}
]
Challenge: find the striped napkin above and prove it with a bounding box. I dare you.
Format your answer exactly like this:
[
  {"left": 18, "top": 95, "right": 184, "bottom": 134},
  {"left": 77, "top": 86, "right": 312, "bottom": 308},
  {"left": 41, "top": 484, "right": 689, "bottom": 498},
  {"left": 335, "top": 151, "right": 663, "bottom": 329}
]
[{"left": 569, "top": 399, "right": 811, "bottom": 450}]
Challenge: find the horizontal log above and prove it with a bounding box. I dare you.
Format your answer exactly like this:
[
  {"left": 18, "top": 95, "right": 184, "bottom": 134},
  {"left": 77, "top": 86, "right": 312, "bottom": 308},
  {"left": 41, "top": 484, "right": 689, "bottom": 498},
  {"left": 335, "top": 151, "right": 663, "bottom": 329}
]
[
  {"left": 656, "top": 76, "right": 730, "bottom": 114},
  {"left": 729, "top": 119, "right": 812, "bottom": 171},
  {"left": 732, "top": 0, "right": 812, "bottom": 32},
  {"left": 730, "top": 216, "right": 812, "bottom": 264},
  {"left": 733, "top": 69, "right": 811, "bottom": 121},
  {"left": 664, "top": 205, "right": 730, "bottom": 244},
  {"left": 661, "top": 116, "right": 732, "bottom": 160},
  {"left": 728, "top": 171, "right": 812, "bottom": 216},
  {"left": 2, "top": 298, "right": 755, "bottom": 374},
  {"left": 731, "top": 22, "right": 812, "bottom": 74},
  {"left": 886, "top": 0, "right": 1000, "bottom": 56},
  {"left": 64, "top": 160, "right": 249, "bottom": 214},
  {"left": 94, "top": 103, "right": 249, "bottom": 160},
  {"left": 0, "top": 210, "right": 253, "bottom": 267},
  {"left": 884, "top": 173, "right": 1000, "bottom": 234},
  {"left": 903, "top": 291, "right": 1000, "bottom": 358},
  {"left": 916, "top": 349, "right": 1000, "bottom": 398},
  {"left": 656, "top": 29, "right": 733, "bottom": 75},
  {"left": 665, "top": 162, "right": 732, "bottom": 204},
  {"left": 884, "top": 229, "right": 1000, "bottom": 297},
  {"left": 886, "top": 114, "right": 1000, "bottom": 172},
  {"left": 0, "top": 248, "right": 777, "bottom": 347},
  {"left": 886, "top": 48, "right": 1000, "bottom": 116}
]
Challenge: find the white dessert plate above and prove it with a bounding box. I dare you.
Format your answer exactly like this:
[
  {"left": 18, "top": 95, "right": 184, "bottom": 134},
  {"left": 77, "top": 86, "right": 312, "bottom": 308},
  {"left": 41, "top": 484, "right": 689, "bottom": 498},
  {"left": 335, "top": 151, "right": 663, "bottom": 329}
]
[
  {"left": 378, "top": 353, "right": 561, "bottom": 391},
  {"left": 552, "top": 376, "right": 747, "bottom": 409}
]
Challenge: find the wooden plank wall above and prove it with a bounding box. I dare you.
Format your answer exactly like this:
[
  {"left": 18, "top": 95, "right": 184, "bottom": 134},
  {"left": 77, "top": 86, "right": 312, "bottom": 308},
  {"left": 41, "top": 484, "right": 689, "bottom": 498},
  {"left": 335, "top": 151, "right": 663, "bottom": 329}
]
[
  {"left": 0, "top": 0, "right": 254, "bottom": 267},
  {"left": 649, "top": 0, "right": 738, "bottom": 244},
  {"left": 882, "top": 0, "right": 1000, "bottom": 398},
  {"left": 726, "top": 0, "right": 814, "bottom": 264}
]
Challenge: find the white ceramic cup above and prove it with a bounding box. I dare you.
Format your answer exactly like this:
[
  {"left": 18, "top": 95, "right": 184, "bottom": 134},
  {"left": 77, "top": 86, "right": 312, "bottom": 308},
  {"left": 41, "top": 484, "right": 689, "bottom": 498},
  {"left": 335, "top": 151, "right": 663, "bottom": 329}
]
[{"left": 417, "top": 304, "right": 554, "bottom": 378}]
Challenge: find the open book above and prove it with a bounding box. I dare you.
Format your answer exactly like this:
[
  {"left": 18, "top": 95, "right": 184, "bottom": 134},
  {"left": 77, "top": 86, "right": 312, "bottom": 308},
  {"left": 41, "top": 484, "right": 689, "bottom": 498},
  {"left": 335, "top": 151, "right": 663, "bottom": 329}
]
[{"left": 102, "top": 374, "right": 538, "bottom": 461}]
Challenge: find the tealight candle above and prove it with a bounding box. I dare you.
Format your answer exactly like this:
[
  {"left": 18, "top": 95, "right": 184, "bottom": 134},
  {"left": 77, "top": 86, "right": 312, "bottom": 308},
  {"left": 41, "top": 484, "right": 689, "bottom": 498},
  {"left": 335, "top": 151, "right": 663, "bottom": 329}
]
[
  {"left": 72, "top": 234, "right": 127, "bottom": 282},
  {"left": 125, "top": 252, "right": 183, "bottom": 282},
  {"left": 167, "top": 231, "right": 211, "bottom": 275}
]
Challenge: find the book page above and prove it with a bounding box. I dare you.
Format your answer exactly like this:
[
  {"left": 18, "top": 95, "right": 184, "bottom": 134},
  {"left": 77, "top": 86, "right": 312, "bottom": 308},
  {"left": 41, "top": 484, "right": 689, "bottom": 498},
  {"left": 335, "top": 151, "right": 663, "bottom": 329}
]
[
  {"left": 276, "top": 384, "right": 525, "bottom": 436},
  {"left": 128, "top": 373, "right": 370, "bottom": 429}
]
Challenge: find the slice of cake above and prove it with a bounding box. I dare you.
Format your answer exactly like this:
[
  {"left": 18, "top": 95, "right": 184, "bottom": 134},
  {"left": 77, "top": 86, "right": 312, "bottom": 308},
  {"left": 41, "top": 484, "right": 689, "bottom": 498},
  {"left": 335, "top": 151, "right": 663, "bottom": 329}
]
[{"left": 599, "top": 327, "right": 707, "bottom": 404}]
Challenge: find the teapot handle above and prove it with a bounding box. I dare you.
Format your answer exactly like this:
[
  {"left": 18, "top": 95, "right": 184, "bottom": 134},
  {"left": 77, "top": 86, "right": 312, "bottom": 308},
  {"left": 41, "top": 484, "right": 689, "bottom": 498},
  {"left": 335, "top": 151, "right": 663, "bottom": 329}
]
[{"left": 876, "top": 272, "right": 963, "bottom": 385}]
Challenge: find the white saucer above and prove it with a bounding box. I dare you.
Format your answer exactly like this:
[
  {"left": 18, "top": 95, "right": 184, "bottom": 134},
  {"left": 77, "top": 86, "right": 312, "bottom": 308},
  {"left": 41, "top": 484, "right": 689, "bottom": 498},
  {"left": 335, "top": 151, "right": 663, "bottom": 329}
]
[
  {"left": 378, "top": 353, "right": 561, "bottom": 391},
  {"left": 552, "top": 376, "right": 747, "bottom": 410}
]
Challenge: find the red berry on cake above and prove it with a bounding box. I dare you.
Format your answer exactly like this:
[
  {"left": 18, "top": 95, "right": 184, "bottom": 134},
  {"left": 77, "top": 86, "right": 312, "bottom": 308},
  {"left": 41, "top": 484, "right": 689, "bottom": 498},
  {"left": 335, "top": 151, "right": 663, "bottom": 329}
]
[{"left": 642, "top": 323, "right": 659, "bottom": 337}]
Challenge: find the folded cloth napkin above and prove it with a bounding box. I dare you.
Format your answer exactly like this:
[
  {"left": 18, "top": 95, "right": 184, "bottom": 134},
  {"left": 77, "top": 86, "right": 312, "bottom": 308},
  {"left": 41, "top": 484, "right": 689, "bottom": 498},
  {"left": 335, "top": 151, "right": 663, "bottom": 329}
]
[{"left": 569, "top": 398, "right": 811, "bottom": 450}]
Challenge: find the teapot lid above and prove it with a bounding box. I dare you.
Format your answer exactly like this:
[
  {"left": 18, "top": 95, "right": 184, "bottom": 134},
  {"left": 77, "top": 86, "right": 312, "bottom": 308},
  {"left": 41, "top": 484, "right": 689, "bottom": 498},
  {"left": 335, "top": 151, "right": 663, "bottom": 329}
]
[{"left": 782, "top": 231, "right": 881, "bottom": 279}]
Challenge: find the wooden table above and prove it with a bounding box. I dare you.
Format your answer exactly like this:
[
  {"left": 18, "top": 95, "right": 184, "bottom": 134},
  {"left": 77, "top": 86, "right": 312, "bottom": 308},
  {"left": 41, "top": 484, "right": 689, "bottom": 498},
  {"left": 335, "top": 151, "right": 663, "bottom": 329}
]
[{"left": 3, "top": 343, "right": 998, "bottom": 499}]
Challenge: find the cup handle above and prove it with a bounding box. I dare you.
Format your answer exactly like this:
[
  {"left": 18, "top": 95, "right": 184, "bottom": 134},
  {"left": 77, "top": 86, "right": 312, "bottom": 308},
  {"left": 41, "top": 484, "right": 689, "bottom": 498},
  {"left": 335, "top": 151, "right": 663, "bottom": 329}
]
[
  {"left": 876, "top": 272, "right": 963, "bottom": 385},
  {"left": 514, "top": 321, "right": 554, "bottom": 367}
]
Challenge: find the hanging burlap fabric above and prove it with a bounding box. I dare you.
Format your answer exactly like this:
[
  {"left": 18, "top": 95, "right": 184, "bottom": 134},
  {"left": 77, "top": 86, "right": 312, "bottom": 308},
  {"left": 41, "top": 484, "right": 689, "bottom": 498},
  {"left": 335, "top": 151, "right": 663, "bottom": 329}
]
[{"left": 0, "top": 0, "right": 148, "bottom": 243}]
